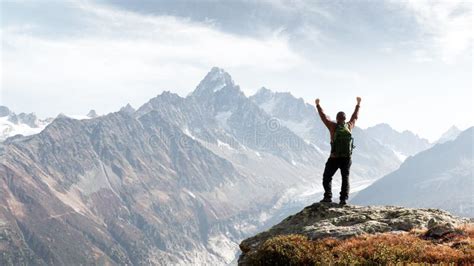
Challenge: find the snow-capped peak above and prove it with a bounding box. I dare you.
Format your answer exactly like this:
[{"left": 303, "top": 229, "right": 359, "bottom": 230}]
[
  {"left": 87, "top": 109, "right": 98, "bottom": 118},
  {"left": 0, "top": 106, "right": 52, "bottom": 141},
  {"left": 207, "top": 67, "right": 234, "bottom": 84},
  {"left": 120, "top": 103, "right": 136, "bottom": 114},
  {"left": 192, "top": 67, "right": 235, "bottom": 96},
  {"left": 437, "top": 125, "right": 461, "bottom": 144}
]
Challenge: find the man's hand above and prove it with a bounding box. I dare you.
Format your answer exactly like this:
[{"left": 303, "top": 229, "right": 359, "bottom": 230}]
[
  {"left": 356, "top": 97, "right": 361, "bottom": 104},
  {"left": 315, "top": 98, "right": 320, "bottom": 105}
]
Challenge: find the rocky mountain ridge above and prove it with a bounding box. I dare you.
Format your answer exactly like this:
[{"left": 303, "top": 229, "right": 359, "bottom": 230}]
[
  {"left": 365, "top": 123, "right": 431, "bottom": 160},
  {"left": 353, "top": 127, "right": 474, "bottom": 217},
  {"left": 1, "top": 68, "right": 332, "bottom": 264},
  {"left": 0, "top": 106, "right": 52, "bottom": 142},
  {"left": 0, "top": 67, "right": 460, "bottom": 265},
  {"left": 0, "top": 106, "right": 104, "bottom": 142}
]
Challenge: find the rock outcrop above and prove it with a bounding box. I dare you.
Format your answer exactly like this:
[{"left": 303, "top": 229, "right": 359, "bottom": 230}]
[{"left": 239, "top": 203, "right": 472, "bottom": 265}]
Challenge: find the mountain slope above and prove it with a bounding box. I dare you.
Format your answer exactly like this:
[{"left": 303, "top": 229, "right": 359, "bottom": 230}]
[
  {"left": 352, "top": 127, "right": 474, "bottom": 217},
  {"left": 0, "top": 69, "right": 328, "bottom": 265},
  {"left": 0, "top": 111, "right": 289, "bottom": 264}
]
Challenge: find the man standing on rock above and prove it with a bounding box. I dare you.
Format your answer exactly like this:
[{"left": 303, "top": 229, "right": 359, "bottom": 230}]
[{"left": 315, "top": 97, "right": 361, "bottom": 206}]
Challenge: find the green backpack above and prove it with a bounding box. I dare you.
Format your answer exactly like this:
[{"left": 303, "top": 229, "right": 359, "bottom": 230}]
[{"left": 332, "top": 123, "right": 355, "bottom": 157}]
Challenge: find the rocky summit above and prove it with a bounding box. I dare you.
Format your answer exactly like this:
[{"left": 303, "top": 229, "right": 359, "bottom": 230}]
[{"left": 239, "top": 203, "right": 472, "bottom": 265}]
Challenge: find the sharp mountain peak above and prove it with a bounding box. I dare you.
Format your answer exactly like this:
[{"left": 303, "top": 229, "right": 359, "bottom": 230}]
[{"left": 191, "top": 67, "right": 237, "bottom": 97}]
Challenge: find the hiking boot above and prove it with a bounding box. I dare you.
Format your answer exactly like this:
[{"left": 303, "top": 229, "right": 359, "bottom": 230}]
[
  {"left": 339, "top": 199, "right": 347, "bottom": 206},
  {"left": 320, "top": 198, "right": 332, "bottom": 203}
]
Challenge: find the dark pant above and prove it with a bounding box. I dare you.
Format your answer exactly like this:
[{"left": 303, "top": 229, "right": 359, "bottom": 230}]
[{"left": 322, "top": 157, "right": 352, "bottom": 201}]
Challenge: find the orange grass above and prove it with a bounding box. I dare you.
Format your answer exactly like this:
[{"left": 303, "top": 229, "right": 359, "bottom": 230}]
[{"left": 246, "top": 225, "right": 474, "bottom": 265}]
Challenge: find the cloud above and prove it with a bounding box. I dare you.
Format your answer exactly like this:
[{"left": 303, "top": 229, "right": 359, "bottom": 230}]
[
  {"left": 397, "top": 0, "right": 472, "bottom": 63},
  {"left": 6, "top": 2, "right": 305, "bottom": 69},
  {"left": 1, "top": 0, "right": 471, "bottom": 141},
  {"left": 1, "top": 2, "right": 305, "bottom": 116}
]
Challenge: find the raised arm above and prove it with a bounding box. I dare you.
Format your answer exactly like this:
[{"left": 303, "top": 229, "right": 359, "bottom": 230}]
[
  {"left": 348, "top": 97, "right": 361, "bottom": 129},
  {"left": 315, "top": 98, "right": 332, "bottom": 129}
]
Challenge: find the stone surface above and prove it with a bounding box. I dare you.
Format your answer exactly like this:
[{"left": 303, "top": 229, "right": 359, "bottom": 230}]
[
  {"left": 239, "top": 202, "right": 471, "bottom": 264},
  {"left": 426, "top": 218, "right": 457, "bottom": 238}
]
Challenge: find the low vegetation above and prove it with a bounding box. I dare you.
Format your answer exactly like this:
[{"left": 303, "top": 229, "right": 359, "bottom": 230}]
[{"left": 245, "top": 225, "right": 474, "bottom": 265}]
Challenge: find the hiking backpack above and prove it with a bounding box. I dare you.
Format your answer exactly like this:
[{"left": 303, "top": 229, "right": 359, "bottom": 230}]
[{"left": 331, "top": 123, "right": 355, "bottom": 157}]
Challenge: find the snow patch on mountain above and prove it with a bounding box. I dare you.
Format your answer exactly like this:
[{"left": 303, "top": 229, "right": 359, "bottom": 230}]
[
  {"left": 365, "top": 123, "right": 431, "bottom": 157},
  {"left": 279, "top": 119, "right": 313, "bottom": 143},
  {"left": 207, "top": 233, "right": 240, "bottom": 264},
  {"left": 213, "top": 82, "right": 227, "bottom": 92},
  {"left": 0, "top": 110, "right": 103, "bottom": 141},
  {"left": 392, "top": 149, "right": 408, "bottom": 161},
  {"left": 63, "top": 114, "right": 94, "bottom": 120},
  {"left": 310, "top": 144, "right": 324, "bottom": 154},
  {"left": 258, "top": 211, "right": 270, "bottom": 223},
  {"left": 183, "top": 127, "right": 196, "bottom": 140},
  {"left": 215, "top": 111, "right": 232, "bottom": 130},
  {"left": 217, "top": 139, "right": 234, "bottom": 150},
  {"left": 183, "top": 188, "right": 197, "bottom": 199},
  {"left": 0, "top": 117, "right": 46, "bottom": 141},
  {"left": 259, "top": 96, "right": 277, "bottom": 113}
]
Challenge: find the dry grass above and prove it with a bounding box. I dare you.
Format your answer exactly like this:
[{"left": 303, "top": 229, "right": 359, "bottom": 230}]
[{"left": 246, "top": 225, "right": 474, "bottom": 265}]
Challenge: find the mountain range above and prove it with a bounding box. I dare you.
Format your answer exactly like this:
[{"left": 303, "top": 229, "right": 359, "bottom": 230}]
[
  {"left": 0, "top": 106, "right": 100, "bottom": 142},
  {"left": 0, "top": 67, "right": 467, "bottom": 264},
  {"left": 0, "top": 106, "right": 52, "bottom": 142},
  {"left": 365, "top": 123, "right": 431, "bottom": 160},
  {"left": 353, "top": 126, "right": 474, "bottom": 217}
]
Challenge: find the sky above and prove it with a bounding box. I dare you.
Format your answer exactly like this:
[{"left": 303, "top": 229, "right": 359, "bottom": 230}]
[{"left": 1, "top": 0, "right": 472, "bottom": 141}]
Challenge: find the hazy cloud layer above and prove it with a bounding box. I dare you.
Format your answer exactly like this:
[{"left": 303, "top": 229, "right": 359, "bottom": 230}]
[{"left": 1, "top": 0, "right": 472, "bottom": 141}]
